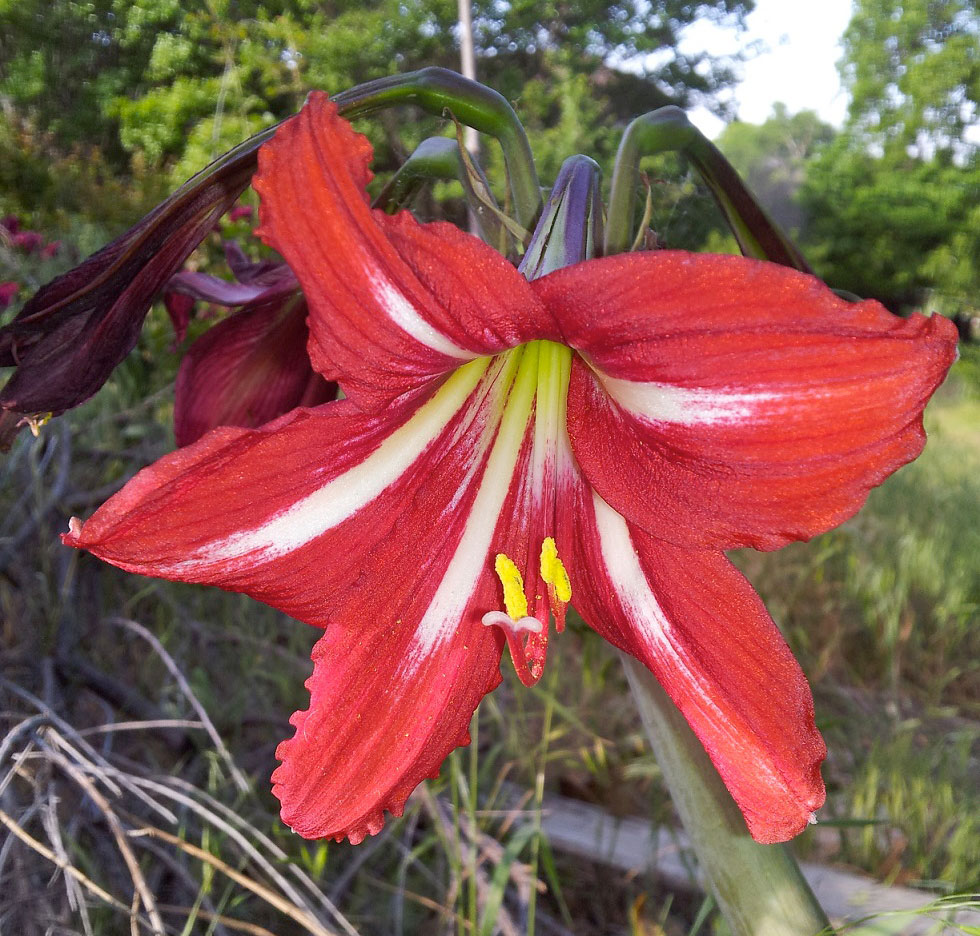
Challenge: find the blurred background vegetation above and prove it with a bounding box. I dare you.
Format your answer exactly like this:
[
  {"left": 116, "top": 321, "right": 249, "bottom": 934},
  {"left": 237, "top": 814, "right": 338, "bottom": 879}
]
[{"left": 1, "top": 0, "right": 978, "bottom": 934}]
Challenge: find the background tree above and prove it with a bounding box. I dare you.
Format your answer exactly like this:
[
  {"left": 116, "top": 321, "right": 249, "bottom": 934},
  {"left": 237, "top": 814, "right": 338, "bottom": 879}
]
[
  {"left": 1, "top": 1, "right": 754, "bottom": 186},
  {"left": 800, "top": 0, "right": 979, "bottom": 316},
  {"left": 840, "top": 0, "right": 978, "bottom": 157}
]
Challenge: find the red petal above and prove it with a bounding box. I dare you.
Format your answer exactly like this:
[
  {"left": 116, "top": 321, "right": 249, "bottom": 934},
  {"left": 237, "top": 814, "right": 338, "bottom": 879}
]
[
  {"left": 66, "top": 346, "right": 578, "bottom": 839},
  {"left": 164, "top": 291, "right": 195, "bottom": 345},
  {"left": 65, "top": 344, "right": 570, "bottom": 651},
  {"left": 173, "top": 296, "right": 336, "bottom": 446},
  {"left": 560, "top": 486, "right": 826, "bottom": 844},
  {"left": 253, "top": 92, "right": 555, "bottom": 409},
  {"left": 537, "top": 252, "right": 958, "bottom": 550},
  {"left": 274, "top": 584, "right": 503, "bottom": 842},
  {"left": 64, "top": 358, "right": 499, "bottom": 624}
]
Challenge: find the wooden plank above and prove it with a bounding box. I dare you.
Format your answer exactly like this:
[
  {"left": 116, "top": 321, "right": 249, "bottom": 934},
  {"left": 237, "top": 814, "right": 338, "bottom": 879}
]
[{"left": 533, "top": 793, "right": 980, "bottom": 934}]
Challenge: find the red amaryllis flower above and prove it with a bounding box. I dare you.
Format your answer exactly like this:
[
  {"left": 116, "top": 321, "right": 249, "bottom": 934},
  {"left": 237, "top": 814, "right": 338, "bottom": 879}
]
[
  {"left": 63, "top": 94, "right": 958, "bottom": 845},
  {"left": 164, "top": 243, "right": 335, "bottom": 446}
]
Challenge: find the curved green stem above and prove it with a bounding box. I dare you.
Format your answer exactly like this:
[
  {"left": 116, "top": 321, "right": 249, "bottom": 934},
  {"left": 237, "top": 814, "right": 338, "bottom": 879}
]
[
  {"left": 620, "top": 654, "right": 833, "bottom": 936},
  {"left": 145, "top": 68, "right": 540, "bottom": 258},
  {"left": 605, "top": 106, "right": 810, "bottom": 272},
  {"left": 371, "top": 135, "right": 518, "bottom": 254},
  {"left": 334, "top": 68, "right": 541, "bottom": 230}
]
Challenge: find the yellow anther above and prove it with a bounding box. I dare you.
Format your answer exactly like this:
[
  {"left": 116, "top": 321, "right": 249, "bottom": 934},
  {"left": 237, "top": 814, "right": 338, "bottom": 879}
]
[
  {"left": 26, "top": 412, "right": 53, "bottom": 437},
  {"left": 540, "top": 537, "right": 571, "bottom": 603},
  {"left": 494, "top": 553, "right": 528, "bottom": 620}
]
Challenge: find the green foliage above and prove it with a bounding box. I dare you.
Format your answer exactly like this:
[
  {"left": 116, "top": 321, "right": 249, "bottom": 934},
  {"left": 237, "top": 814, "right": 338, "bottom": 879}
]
[
  {"left": 1, "top": 0, "right": 755, "bottom": 183},
  {"left": 0, "top": 0, "right": 133, "bottom": 157},
  {"left": 844, "top": 725, "right": 980, "bottom": 889},
  {"left": 841, "top": 0, "right": 979, "bottom": 156},
  {"left": 706, "top": 3, "right": 980, "bottom": 318},
  {"left": 785, "top": 0, "right": 980, "bottom": 315},
  {"left": 801, "top": 138, "right": 980, "bottom": 310}
]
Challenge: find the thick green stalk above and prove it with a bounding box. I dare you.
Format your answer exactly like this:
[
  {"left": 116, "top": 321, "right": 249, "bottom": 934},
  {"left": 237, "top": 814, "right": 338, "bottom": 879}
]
[
  {"left": 620, "top": 654, "right": 833, "bottom": 936},
  {"left": 604, "top": 106, "right": 810, "bottom": 272},
  {"left": 334, "top": 68, "right": 541, "bottom": 230}
]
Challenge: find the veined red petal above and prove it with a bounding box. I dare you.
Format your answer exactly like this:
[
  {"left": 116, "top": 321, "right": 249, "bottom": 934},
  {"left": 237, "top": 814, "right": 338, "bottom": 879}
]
[
  {"left": 536, "top": 252, "right": 959, "bottom": 550},
  {"left": 65, "top": 356, "right": 508, "bottom": 625},
  {"left": 66, "top": 340, "right": 580, "bottom": 839},
  {"left": 560, "top": 487, "right": 826, "bottom": 844},
  {"left": 253, "top": 93, "right": 555, "bottom": 409},
  {"left": 173, "top": 296, "right": 336, "bottom": 446},
  {"left": 164, "top": 291, "right": 195, "bottom": 345},
  {"left": 274, "top": 583, "right": 504, "bottom": 842}
]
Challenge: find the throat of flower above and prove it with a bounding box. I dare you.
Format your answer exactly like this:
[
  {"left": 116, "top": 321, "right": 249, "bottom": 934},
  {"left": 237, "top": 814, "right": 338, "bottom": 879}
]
[{"left": 461, "top": 338, "right": 572, "bottom": 686}]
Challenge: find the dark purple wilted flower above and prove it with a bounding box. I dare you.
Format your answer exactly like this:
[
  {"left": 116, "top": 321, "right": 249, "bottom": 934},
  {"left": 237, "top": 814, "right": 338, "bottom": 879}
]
[{"left": 0, "top": 136, "right": 265, "bottom": 447}]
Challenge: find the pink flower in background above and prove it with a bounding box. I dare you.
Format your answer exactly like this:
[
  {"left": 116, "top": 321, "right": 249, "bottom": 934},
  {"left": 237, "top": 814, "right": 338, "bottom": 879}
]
[
  {"left": 227, "top": 204, "right": 254, "bottom": 222},
  {"left": 0, "top": 282, "right": 20, "bottom": 310},
  {"left": 11, "top": 231, "right": 44, "bottom": 253}
]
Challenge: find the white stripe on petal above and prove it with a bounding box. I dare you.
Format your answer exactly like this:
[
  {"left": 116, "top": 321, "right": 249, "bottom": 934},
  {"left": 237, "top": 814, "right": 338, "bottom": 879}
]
[
  {"left": 591, "top": 492, "right": 782, "bottom": 786},
  {"left": 371, "top": 273, "right": 472, "bottom": 359},
  {"left": 161, "top": 357, "right": 494, "bottom": 575},
  {"left": 405, "top": 344, "right": 541, "bottom": 665},
  {"left": 598, "top": 373, "right": 778, "bottom": 426}
]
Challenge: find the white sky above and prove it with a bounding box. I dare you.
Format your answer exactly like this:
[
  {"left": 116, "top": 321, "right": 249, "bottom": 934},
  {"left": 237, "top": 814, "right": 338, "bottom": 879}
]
[{"left": 678, "top": 0, "right": 856, "bottom": 138}]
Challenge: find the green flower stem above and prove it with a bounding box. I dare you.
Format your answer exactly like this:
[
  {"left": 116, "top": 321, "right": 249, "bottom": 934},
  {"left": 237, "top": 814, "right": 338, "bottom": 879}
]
[
  {"left": 334, "top": 68, "right": 541, "bottom": 230},
  {"left": 149, "top": 69, "right": 540, "bottom": 258},
  {"left": 604, "top": 106, "right": 810, "bottom": 272},
  {"left": 372, "top": 137, "right": 462, "bottom": 215},
  {"left": 620, "top": 653, "right": 833, "bottom": 936},
  {"left": 372, "top": 134, "right": 515, "bottom": 252}
]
